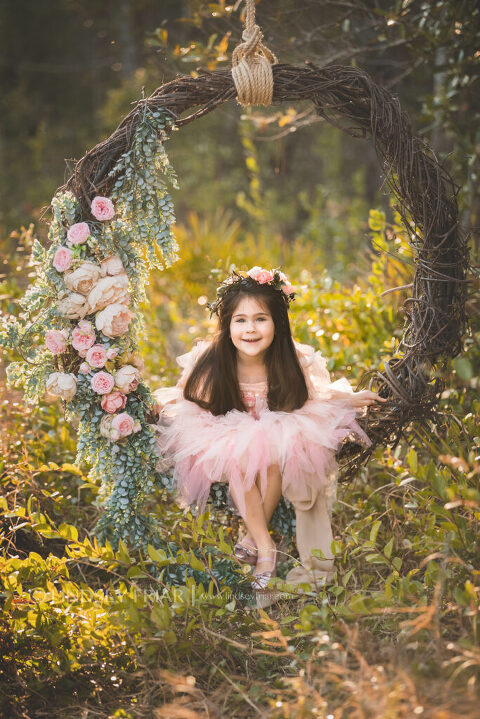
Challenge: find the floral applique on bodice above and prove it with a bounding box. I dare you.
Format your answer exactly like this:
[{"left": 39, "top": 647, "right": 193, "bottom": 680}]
[{"left": 239, "top": 381, "right": 268, "bottom": 420}]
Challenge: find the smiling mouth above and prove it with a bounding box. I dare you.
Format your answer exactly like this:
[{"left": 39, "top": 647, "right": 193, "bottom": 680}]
[{"left": 243, "top": 338, "right": 260, "bottom": 343}]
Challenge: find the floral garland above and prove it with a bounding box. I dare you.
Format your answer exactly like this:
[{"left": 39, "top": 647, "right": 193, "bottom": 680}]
[
  {"left": 207, "top": 266, "right": 295, "bottom": 316},
  {"left": 1, "top": 108, "right": 178, "bottom": 550}
]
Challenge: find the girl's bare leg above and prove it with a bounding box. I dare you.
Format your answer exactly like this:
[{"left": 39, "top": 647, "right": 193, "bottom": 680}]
[
  {"left": 240, "top": 464, "right": 282, "bottom": 547},
  {"left": 229, "top": 480, "right": 276, "bottom": 573},
  {"left": 230, "top": 465, "right": 282, "bottom": 574}
]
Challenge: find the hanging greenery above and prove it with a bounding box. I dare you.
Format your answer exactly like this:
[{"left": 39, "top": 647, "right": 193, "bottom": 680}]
[{"left": 0, "top": 108, "right": 179, "bottom": 550}]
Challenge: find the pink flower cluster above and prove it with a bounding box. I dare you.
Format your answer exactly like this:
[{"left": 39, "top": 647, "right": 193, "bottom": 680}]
[{"left": 247, "top": 266, "right": 294, "bottom": 296}]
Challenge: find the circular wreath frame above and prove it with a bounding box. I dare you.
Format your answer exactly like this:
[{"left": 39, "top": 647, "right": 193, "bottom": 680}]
[{"left": 61, "top": 63, "right": 470, "bottom": 479}]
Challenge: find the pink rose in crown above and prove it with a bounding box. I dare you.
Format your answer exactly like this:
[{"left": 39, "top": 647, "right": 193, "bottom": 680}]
[
  {"left": 72, "top": 321, "right": 96, "bottom": 352},
  {"left": 91, "top": 196, "right": 115, "bottom": 221},
  {"left": 257, "top": 270, "right": 274, "bottom": 284},
  {"left": 101, "top": 391, "right": 127, "bottom": 414},
  {"left": 53, "top": 246, "right": 73, "bottom": 272},
  {"left": 247, "top": 266, "right": 263, "bottom": 280},
  {"left": 66, "top": 222, "right": 90, "bottom": 246},
  {"left": 45, "top": 329, "right": 67, "bottom": 355},
  {"left": 86, "top": 344, "right": 108, "bottom": 369},
  {"left": 90, "top": 371, "right": 115, "bottom": 395},
  {"left": 111, "top": 412, "right": 136, "bottom": 440},
  {"left": 282, "top": 283, "right": 294, "bottom": 295}
]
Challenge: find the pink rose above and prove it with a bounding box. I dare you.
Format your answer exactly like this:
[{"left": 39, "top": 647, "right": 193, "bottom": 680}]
[
  {"left": 106, "top": 347, "right": 119, "bottom": 360},
  {"left": 111, "top": 412, "right": 135, "bottom": 439},
  {"left": 45, "top": 329, "right": 67, "bottom": 355},
  {"left": 86, "top": 344, "right": 108, "bottom": 368},
  {"left": 91, "top": 196, "right": 115, "bottom": 221},
  {"left": 66, "top": 222, "right": 90, "bottom": 246},
  {"left": 53, "top": 246, "right": 73, "bottom": 272},
  {"left": 91, "top": 371, "right": 115, "bottom": 395},
  {"left": 282, "top": 283, "right": 294, "bottom": 295},
  {"left": 72, "top": 321, "right": 96, "bottom": 352},
  {"left": 247, "top": 266, "right": 263, "bottom": 280},
  {"left": 101, "top": 391, "right": 127, "bottom": 414},
  {"left": 255, "top": 269, "right": 274, "bottom": 284},
  {"left": 79, "top": 362, "right": 91, "bottom": 374}
]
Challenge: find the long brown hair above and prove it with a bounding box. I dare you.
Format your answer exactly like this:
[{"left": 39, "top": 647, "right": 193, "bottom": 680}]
[{"left": 183, "top": 278, "right": 308, "bottom": 415}]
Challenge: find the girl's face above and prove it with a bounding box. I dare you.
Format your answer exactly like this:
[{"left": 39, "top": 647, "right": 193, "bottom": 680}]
[{"left": 229, "top": 295, "right": 275, "bottom": 361}]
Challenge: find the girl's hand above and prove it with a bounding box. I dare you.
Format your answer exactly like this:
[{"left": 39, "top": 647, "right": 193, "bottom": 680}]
[{"left": 350, "top": 390, "right": 388, "bottom": 409}]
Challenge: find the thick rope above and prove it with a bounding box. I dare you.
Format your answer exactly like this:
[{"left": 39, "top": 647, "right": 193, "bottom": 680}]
[{"left": 231, "top": 0, "right": 278, "bottom": 106}]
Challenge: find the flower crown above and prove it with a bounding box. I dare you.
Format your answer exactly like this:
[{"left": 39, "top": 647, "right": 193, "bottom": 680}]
[{"left": 207, "top": 266, "right": 295, "bottom": 316}]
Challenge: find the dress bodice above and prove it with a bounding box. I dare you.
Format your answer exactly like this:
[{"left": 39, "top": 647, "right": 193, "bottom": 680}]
[{"left": 238, "top": 380, "right": 268, "bottom": 418}]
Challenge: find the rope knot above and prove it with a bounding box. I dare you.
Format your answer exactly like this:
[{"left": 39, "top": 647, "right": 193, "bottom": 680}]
[{"left": 231, "top": 1, "right": 277, "bottom": 106}]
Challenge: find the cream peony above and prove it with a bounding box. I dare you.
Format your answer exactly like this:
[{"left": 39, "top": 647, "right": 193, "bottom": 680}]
[
  {"left": 114, "top": 365, "right": 141, "bottom": 394},
  {"left": 46, "top": 372, "right": 77, "bottom": 401},
  {"left": 86, "top": 273, "right": 129, "bottom": 313},
  {"left": 57, "top": 291, "right": 88, "bottom": 320},
  {"left": 99, "top": 414, "right": 116, "bottom": 440},
  {"left": 64, "top": 261, "right": 102, "bottom": 296},
  {"left": 95, "top": 303, "right": 132, "bottom": 338},
  {"left": 100, "top": 255, "right": 124, "bottom": 277}
]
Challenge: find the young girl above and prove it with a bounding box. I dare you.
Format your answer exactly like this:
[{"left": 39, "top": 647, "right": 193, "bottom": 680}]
[{"left": 152, "top": 267, "right": 386, "bottom": 595}]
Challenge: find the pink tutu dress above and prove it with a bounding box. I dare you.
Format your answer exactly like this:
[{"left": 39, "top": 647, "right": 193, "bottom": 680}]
[{"left": 152, "top": 340, "right": 372, "bottom": 525}]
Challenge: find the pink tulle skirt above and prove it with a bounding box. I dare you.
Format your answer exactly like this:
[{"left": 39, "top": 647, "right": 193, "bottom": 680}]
[{"left": 153, "top": 392, "right": 371, "bottom": 520}]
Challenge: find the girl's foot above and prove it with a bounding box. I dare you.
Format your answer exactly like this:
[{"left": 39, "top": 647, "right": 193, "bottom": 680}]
[
  {"left": 234, "top": 534, "right": 257, "bottom": 565},
  {"left": 252, "top": 543, "right": 277, "bottom": 590}
]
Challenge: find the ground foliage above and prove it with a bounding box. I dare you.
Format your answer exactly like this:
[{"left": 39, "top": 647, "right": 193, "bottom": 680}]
[{"left": 0, "top": 214, "right": 479, "bottom": 717}]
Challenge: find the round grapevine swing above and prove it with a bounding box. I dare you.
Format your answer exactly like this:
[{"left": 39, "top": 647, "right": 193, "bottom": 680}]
[{"left": 4, "top": 0, "right": 469, "bottom": 556}]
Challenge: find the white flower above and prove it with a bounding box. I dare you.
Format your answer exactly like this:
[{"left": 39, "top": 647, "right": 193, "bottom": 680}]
[
  {"left": 114, "top": 364, "right": 141, "bottom": 394},
  {"left": 95, "top": 303, "right": 133, "bottom": 338},
  {"left": 57, "top": 291, "right": 89, "bottom": 320},
  {"left": 64, "top": 261, "right": 102, "bottom": 296},
  {"left": 45, "top": 372, "right": 77, "bottom": 401},
  {"left": 86, "top": 273, "right": 129, "bottom": 313},
  {"left": 100, "top": 255, "right": 125, "bottom": 277}
]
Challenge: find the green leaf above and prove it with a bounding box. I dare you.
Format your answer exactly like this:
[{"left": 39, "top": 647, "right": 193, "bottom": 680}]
[
  {"left": 369, "top": 520, "right": 381, "bottom": 544},
  {"left": 383, "top": 537, "right": 394, "bottom": 559}
]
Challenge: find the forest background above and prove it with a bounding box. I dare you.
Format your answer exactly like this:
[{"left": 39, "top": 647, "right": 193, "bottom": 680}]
[{"left": 0, "top": 1, "right": 479, "bottom": 717}]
